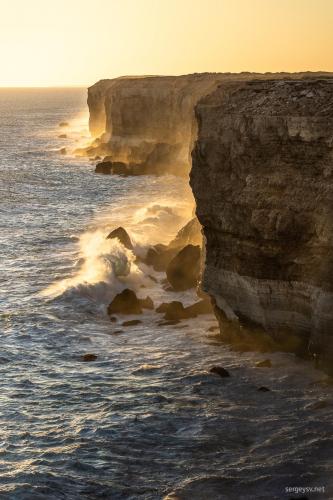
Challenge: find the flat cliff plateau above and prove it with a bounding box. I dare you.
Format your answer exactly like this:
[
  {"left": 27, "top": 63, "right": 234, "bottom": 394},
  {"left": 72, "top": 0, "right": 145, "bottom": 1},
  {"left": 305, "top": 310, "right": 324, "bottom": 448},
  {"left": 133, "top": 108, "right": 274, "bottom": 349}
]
[
  {"left": 88, "top": 72, "right": 331, "bottom": 177},
  {"left": 191, "top": 78, "right": 333, "bottom": 373}
]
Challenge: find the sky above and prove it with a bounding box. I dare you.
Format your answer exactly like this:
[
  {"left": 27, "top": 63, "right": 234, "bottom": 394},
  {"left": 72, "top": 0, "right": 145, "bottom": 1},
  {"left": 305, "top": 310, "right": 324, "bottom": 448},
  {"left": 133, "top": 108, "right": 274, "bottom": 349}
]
[{"left": 0, "top": 0, "right": 332, "bottom": 87}]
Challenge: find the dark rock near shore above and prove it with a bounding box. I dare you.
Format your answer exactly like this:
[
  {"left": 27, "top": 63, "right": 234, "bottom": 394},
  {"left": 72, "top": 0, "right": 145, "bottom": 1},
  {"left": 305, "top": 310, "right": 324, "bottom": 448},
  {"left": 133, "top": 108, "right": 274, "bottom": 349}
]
[
  {"left": 108, "top": 289, "right": 143, "bottom": 315},
  {"left": 166, "top": 244, "right": 201, "bottom": 291},
  {"left": 144, "top": 244, "right": 178, "bottom": 272},
  {"left": 81, "top": 353, "right": 98, "bottom": 362},
  {"left": 107, "top": 289, "right": 154, "bottom": 315},
  {"left": 209, "top": 366, "right": 230, "bottom": 377},
  {"left": 58, "top": 134, "right": 67, "bottom": 138},
  {"left": 106, "top": 227, "right": 133, "bottom": 250},
  {"left": 156, "top": 298, "right": 212, "bottom": 321},
  {"left": 140, "top": 296, "right": 154, "bottom": 309},
  {"left": 122, "top": 319, "right": 142, "bottom": 326},
  {"left": 157, "top": 301, "right": 185, "bottom": 321},
  {"left": 157, "top": 319, "right": 181, "bottom": 326},
  {"left": 59, "top": 122, "right": 69, "bottom": 127},
  {"left": 95, "top": 161, "right": 112, "bottom": 174},
  {"left": 257, "top": 386, "right": 271, "bottom": 392},
  {"left": 60, "top": 147, "right": 67, "bottom": 155},
  {"left": 184, "top": 299, "right": 213, "bottom": 317}
]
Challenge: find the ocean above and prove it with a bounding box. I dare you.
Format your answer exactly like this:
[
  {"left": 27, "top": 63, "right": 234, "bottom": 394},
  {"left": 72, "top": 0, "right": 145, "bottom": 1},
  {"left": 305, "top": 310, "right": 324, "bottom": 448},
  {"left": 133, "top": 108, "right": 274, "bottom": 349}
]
[{"left": 0, "top": 88, "right": 331, "bottom": 499}]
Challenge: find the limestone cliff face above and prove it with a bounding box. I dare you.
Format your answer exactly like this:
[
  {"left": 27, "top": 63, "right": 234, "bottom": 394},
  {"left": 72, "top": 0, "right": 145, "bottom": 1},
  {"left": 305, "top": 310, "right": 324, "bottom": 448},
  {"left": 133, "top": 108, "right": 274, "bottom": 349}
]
[
  {"left": 88, "top": 73, "right": 271, "bottom": 175},
  {"left": 88, "top": 74, "right": 233, "bottom": 174},
  {"left": 88, "top": 72, "right": 332, "bottom": 176},
  {"left": 191, "top": 78, "right": 333, "bottom": 372}
]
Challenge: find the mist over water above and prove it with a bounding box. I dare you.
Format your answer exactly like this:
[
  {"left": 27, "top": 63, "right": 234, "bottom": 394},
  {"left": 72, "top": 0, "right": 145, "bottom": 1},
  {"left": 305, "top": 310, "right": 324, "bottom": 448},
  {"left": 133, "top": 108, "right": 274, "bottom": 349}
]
[{"left": 0, "top": 89, "right": 332, "bottom": 499}]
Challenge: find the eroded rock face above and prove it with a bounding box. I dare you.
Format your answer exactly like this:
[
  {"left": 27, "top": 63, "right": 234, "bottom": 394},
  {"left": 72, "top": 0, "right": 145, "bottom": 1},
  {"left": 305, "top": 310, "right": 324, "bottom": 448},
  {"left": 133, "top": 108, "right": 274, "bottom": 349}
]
[{"left": 191, "top": 78, "right": 333, "bottom": 373}]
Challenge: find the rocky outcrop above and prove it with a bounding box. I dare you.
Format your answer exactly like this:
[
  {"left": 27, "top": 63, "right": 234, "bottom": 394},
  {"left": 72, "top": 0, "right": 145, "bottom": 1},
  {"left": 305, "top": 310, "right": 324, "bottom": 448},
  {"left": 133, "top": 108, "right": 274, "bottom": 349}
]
[
  {"left": 166, "top": 244, "right": 201, "bottom": 291},
  {"left": 107, "top": 289, "right": 154, "bottom": 315},
  {"left": 191, "top": 78, "right": 333, "bottom": 373}
]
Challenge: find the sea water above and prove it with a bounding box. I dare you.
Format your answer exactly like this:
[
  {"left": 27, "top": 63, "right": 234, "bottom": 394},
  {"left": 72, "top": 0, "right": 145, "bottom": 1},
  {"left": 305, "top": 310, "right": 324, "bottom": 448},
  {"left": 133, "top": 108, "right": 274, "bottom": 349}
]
[{"left": 0, "top": 88, "right": 331, "bottom": 499}]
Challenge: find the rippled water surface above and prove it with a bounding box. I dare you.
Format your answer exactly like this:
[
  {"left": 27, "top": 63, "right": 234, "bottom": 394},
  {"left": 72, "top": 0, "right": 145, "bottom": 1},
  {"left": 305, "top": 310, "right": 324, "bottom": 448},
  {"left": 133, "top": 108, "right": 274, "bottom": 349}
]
[{"left": 0, "top": 89, "right": 332, "bottom": 500}]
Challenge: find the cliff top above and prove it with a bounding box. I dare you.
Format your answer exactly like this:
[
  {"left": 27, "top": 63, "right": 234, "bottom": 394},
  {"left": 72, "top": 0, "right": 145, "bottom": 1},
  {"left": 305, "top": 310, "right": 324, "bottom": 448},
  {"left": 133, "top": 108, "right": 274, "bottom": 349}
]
[
  {"left": 198, "top": 78, "right": 333, "bottom": 117},
  {"left": 89, "top": 72, "right": 333, "bottom": 92}
]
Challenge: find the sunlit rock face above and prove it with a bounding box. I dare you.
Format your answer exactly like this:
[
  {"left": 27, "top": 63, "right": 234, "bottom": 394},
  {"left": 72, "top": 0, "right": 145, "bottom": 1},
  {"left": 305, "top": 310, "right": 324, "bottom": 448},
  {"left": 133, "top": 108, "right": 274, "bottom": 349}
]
[
  {"left": 88, "top": 73, "right": 273, "bottom": 176},
  {"left": 88, "top": 74, "right": 233, "bottom": 175},
  {"left": 88, "top": 72, "right": 333, "bottom": 176},
  {"left": 191, "top": 78, "right": 333, "bottom": 373}
]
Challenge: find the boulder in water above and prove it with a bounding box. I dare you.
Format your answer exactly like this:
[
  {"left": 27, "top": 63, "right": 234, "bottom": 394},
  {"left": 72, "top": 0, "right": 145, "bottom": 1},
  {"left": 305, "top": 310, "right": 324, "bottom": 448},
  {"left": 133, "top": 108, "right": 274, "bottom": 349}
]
[
  {"left": 144, "top": 244, "right": 178, "bottom": 272},
  {"left": 60, "top": 147, "right": 67, "bottom": 155},
  {"left": 183, "top": 298, "right": 213, "bottom": 317},
  {"left": 106, "top": 227, "right": 133, "bottom": 250},
  {"left": 107, "top": 289, "right": 154, "bottom": 316},
  {"left": 59, "top": 121, "right": 69, "bottom": 127},
  {"left": 58, "top": 134, "right": 67, "bottom": 138},
  {"left": 166, "top": 244, "right": 201, "bottom": 291},
  {"left": 156, "top": 298, "right": 212, "bottom": 320},
  {"left": 111, "top": 161, "right": 130, "bottom": 175},
  {"left": 156, "top": 301, "right": 185, "bottom": 320},
  {"left": 108, "top": 289, "right": 143, "bottom": 315},
  {"left": 168, "top": 217, "right": 202, "bottom": 248},
  {"left": 81, "top": 353, "right": 98, "bottom": 362},
  {"left": 95, "top": 161, "right": 112, "bottom": 174},
  {"left": 140, "top": 296, "right": 154, "bottom": 310},
  {"left": 209, "top": 366, "right": 230, "bottom": 377}
]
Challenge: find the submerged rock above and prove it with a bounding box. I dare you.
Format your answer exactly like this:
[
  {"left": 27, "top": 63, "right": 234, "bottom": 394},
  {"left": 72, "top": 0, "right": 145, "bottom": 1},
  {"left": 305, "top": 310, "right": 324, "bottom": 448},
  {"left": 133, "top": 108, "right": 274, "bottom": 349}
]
[
  {"left": 81, "top": 353, "right": 98, "bottom": 362},
  {"left": 59, "top": 121, "right": 69, "bottom": 127},
  {"left": 106, "top": 227, "right": 133, "bottom": 250},
  {"left": 209, "top": 366, "right": 230, "bottom": 378},
  {"left": 107, "top": 289, "right": 154, "bottom": 316},
  {"left": 166, "top": 244, "right": 201, "bottom": 291},
  {"left": 58, "top": 134, "right": 67, "bottom": 138},
  {"left": 122, "top": 319, "right": 142, "bottom": 326}
]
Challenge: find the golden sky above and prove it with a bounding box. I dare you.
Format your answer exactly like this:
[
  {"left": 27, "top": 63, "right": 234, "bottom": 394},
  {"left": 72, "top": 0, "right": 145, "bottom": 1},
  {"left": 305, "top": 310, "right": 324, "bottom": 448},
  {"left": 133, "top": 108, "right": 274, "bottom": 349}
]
[{"left": 0, "top": 0, "right": 332, "bottom": 87}]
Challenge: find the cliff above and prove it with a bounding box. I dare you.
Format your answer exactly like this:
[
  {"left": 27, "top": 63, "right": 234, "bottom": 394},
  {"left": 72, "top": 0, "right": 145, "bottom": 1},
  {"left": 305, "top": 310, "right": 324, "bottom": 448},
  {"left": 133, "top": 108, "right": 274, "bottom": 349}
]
[
  {"left": 191, "top": 78, "right": 333, "bottom": 373},
  {"left": 88, "top": 72, "right": 332, "bottom": 177},
  {"left": 88, "top": 73, "right": 288, "bottom": 176},
  {"left": 88, "top": 74, "right": 236, "bottom": 175}
]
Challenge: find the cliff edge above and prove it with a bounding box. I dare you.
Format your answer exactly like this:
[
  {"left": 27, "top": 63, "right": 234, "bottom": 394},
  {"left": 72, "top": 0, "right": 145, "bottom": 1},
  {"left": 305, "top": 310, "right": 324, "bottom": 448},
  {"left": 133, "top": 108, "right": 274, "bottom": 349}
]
[
  {"left": 191, "top": 78, "right": 333, "bottom": 373},
  {"left": 88, "top": 73, "right": 317, "bottom": 176}
]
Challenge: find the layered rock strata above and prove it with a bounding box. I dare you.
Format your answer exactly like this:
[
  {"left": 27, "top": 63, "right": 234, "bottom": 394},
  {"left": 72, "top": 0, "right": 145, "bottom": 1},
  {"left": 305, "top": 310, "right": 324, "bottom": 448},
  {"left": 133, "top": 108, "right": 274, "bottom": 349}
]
[{"left": 191, "top": 78, "right": 333, "bottom": 373}]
